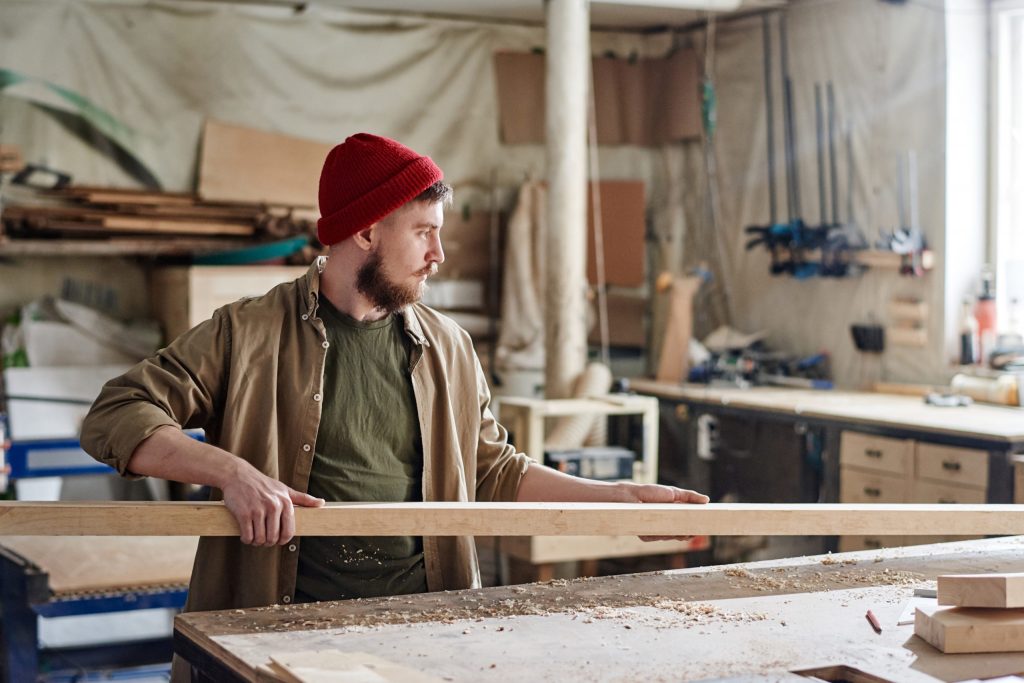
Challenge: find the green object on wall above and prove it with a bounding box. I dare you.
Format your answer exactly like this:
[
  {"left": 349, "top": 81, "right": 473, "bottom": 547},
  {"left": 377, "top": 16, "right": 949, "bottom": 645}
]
[
  {"left": 0, "top": 68, "right": 160, "bottom": 187},
  {"left": 701, "top": 77, "right": 717, "bottom": 139}
]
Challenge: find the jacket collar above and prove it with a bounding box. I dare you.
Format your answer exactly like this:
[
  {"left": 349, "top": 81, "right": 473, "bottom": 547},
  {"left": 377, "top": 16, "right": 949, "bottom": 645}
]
[{"left": 301, "top": 256, "right": 428, "bottom": 347}]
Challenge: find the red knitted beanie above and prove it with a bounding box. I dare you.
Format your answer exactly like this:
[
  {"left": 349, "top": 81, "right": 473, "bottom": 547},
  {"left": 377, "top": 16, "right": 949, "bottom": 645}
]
[{"left": 317, "top": 133, "right": 443, "bottom": 245}]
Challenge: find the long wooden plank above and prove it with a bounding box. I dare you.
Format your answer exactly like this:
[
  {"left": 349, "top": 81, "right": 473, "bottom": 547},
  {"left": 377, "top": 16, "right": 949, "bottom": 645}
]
[{"left": 1, "top": 502, "right": 1023, "bottom": 537}]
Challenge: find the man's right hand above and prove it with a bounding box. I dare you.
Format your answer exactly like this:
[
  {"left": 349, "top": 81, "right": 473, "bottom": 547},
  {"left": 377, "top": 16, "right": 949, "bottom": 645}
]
[
  {"left": 126, "top": 427, "right": 325, "bottom": 548},
  {"left": 221, "top": 460, "right": 325, "bottom": 546}
]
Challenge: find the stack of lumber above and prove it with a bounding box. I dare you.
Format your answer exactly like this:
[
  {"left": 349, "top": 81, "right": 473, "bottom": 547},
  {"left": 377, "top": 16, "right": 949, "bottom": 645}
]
[
  {"left": 916, "top": 573, "right": 1024, "bottom": 653},
  {"left": 0, "top": 185, "right": 317, "bottom": 243}
]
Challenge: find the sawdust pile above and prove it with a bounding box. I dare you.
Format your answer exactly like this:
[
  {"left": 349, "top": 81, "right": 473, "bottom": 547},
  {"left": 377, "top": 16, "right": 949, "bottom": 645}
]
[{"left": 721, "top": 565, "right": 923, "bottom": 593}]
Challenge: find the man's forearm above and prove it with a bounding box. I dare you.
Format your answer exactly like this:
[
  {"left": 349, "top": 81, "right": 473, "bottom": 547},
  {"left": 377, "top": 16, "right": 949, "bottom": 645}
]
[
  {"left": 514, "top": 462, "right": 632, "bottom": 503},
  {"left": 127, "top": 425, "right": 241, "bottom": 490}
]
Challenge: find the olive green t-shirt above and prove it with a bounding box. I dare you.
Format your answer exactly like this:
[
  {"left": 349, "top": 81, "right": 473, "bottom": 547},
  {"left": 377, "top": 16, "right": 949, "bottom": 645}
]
[{"left": 295, "top": 296, "right": 427, "bottom": 603}]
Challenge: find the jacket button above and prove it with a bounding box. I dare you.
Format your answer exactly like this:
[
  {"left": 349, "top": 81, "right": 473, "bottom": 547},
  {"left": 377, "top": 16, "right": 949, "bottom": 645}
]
[
  {"left": 288, "top": 544, "right": 297, "bottom": 552},
  {"left": 301, "top": 314, "right": 309, "bottom": 320},
  {"left": 322, "top": 341, "right": 330, "bottom": 349},
  {"left": 302, "top": 444, "right": 311, "bottom": 452},
  {"left": 313, "top": 393, "right": 322, "bottom": 402},
  {"left": 282, "top": 595, "right": 292, "bottom": 604}
]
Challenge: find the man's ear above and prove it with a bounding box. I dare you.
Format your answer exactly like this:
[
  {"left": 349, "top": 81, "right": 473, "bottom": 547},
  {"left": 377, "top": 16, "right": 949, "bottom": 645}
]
[{"left": 352, "top": 223, "right": 378, "bottom": 251}]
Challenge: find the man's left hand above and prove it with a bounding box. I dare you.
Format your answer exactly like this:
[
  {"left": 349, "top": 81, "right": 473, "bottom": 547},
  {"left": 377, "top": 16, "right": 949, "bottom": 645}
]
[{"left": 617, "top": 481, "right": 709, "bottom": 542}]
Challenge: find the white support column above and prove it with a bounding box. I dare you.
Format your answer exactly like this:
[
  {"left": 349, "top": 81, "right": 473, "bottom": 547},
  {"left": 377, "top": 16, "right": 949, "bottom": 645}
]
[{"left": 544, "top": 0, "right": 590, "bottom": 399}]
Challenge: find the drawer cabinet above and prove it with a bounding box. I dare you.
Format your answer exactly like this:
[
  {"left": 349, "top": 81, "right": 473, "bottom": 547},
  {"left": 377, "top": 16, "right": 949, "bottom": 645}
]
[
  {"left": 915, "top": 443, "right": 988, "bottom": 489},
  {"left": 838, "top": 430, "right": 989, "bottom": 552},
  {"left": 911, "top": 479, "right": 986, "bottom": 504},
  {"left": 839, "top": 468, "right": 907, "bottom": 503},
  {"left": 839, "top": 432, "right": 911, "bottom": 476}
]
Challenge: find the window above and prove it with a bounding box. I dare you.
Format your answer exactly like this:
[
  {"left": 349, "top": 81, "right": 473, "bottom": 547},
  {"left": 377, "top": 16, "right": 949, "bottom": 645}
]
[{"left": 994, "top": 1, "right": 1024, "bottom": 328}]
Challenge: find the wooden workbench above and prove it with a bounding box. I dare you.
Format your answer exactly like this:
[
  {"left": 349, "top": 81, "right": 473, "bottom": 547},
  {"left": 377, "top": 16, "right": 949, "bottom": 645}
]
[
  {"left": 176, "top": 536, "right": 1024, "bottom": 682},
  {"left": 628, "top": 380, "right": 1024, "bottom": 444},
  {"left": 629, "top": 379, "right": 1024, "bottom": 507}
]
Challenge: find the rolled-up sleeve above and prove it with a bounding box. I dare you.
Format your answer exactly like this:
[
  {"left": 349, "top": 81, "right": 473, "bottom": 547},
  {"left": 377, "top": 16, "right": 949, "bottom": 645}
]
[
  {"left": 80, "top": 309, "right": 231, "bottom": 477},
  {"left": 472, "top": 355, "right": 531, "bottom": 502}
]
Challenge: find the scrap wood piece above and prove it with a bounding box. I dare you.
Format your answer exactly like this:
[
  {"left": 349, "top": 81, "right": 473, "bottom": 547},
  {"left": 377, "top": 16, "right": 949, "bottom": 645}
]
[
  {"left": 3, "top": 205, "right": 255, "bottom": 236},
  {"left": 1, "top": 501, "right": 1023, "bottom": 537},
  {"left": 265, "top": 651, "right": 445, "bottom": 683},
  {"left": 938, "top": 573, "right": 1024, "bottom": 608},
  {"left": 0, "top": 145, "right": 25, "bottom": 173},
  {"left": 915, "top": 605, "right": 1024, "bottom": 654},
  {"left": 198, "top": 119, "right": 329, "bottom": 207},
  {"left": 50, "top": 185, "right": 198, "bottom": 206}
]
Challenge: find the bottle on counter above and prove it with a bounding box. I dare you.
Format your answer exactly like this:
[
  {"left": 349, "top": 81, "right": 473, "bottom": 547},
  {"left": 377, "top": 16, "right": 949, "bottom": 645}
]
[
  {"left": 974, "top": 266, "right": 997, "bottom": 366},
  {"left": 959, "top": 298, "right": 979, "bottom": 365}
]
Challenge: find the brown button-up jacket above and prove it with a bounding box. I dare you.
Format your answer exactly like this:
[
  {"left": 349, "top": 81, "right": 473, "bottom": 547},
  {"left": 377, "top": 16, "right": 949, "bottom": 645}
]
[{"left": 81, "top": 258, "right": 531, "bottom": 614}]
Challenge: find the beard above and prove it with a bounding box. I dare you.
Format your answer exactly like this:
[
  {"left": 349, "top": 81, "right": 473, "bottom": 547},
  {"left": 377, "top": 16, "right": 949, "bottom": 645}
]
[{"left": 355, "top": 249, "right": 434, "bottom": 314}]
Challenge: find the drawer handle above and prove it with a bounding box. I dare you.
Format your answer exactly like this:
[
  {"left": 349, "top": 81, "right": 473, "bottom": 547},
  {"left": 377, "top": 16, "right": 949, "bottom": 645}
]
[
  {"left": 865, "top": 449, "right": 883, "bottom": 458},
  {"left": 866, "top": 539, "right": 882, "bottom": 549},
  {"left": 863, "top": 487, "right": 881, "bottom": 497},
  {"left": 938, "top": 498, "right": 957, "bottom": 504},
  {"left": 941, "top": 460, "right": 962, "bottom": 472}
]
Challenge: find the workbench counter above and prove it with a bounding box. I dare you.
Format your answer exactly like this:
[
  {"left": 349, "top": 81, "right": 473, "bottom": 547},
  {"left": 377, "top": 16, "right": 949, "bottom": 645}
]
[
  {"left": 629, "top": 379, "right": 1024, "bottom": 509},
  {"left": 628, "top": 379, "right": 1024, "bottom": 444},
  {"left": 176, "top": 536, "right": 1024, "bottom": 682}
]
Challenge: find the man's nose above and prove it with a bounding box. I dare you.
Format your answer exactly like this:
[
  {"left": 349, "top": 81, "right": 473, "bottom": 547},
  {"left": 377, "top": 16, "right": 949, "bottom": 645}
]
[{"left": 430, "top": 234, "right": 445, "bottom": 264}]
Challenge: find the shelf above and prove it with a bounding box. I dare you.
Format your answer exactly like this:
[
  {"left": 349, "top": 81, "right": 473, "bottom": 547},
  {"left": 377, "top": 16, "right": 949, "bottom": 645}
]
[
  {"left": 0, "top": 238, "right": 253, "bottom": 257},
  {"left": 852, "top": 248, "right": 935, "bottom": 271}
]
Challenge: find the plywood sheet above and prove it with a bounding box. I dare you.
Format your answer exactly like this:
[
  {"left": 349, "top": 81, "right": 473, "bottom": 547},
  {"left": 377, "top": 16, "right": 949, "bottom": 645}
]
[
  {"left": 0, "top": 536, "right": 196, "bottom": 594},
  {"left": 939, "top": 573, "right": 1024, "bottom": 608},
  {"left": 198, "top": 119, "right": 331, "bottom": 208},
  {"left": 586, "top": 180, "right": 645, "bottom": 287},
  {"left": 268, "top": 651, "right": 445, "bottom": 683},
  {"left": 492, "top": 52, "right": 546, "bottom": 145}
]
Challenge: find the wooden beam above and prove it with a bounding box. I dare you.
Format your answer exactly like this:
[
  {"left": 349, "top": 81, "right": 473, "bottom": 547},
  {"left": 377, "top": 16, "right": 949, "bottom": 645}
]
[{"left": 1, "top": 502, "right": 1023, "bottom": 537}]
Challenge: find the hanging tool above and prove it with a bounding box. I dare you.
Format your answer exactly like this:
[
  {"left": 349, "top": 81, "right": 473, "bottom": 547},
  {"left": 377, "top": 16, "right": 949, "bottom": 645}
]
[
  {"left": 744, "top": 13, "right": 791, "bottom": 275},
  {"left": 878, "top": 151, "right": 926, "bottom": 276},
  {"left": 745, "top": 12, "right": 825, "bottom": 279}
]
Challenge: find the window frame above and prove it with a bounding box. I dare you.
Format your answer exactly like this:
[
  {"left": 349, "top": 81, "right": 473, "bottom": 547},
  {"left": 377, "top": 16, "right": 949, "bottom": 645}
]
[{"left": 992, "top": 0, "right": 1024, "bottom": 325}]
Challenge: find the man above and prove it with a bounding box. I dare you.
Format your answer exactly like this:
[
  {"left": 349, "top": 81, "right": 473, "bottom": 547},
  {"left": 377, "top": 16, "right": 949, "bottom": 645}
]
[{"left": 82, "top": 133, "right": 708, "bottom": 615}]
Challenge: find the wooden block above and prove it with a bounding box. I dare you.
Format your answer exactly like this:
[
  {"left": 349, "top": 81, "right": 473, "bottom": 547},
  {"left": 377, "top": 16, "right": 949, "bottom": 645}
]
[
  {"left": 3, "top": 501, "right": 1024, "bottom": 537},
  {"left": 655, "top": 276, "right": 701, "bottom": 383},
  {"left": 938, "top": 573, "right": 1024, "bottom": 608},
  {"left": 0, "top": 144, "right": 25, "bottom": 172},
  {"left": 916, "top": 605, "right": 1024, "bottom": 653}
]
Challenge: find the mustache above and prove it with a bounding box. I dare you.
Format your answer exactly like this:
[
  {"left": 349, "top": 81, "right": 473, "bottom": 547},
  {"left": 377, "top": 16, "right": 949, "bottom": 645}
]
[{"left": 418, "top": 263, "right": 439, "bottom": 277}]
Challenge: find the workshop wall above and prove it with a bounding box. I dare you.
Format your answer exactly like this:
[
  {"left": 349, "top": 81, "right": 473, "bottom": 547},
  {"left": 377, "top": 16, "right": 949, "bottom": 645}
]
[
  {"left": 702, "top": 0, "right": 950, "bottom": 387},
  {"left": 0, "top": 0, "right": 694, "bottom": 331},
  {"left": 1, "top": 0, "right": 963, "bottom": 389}
]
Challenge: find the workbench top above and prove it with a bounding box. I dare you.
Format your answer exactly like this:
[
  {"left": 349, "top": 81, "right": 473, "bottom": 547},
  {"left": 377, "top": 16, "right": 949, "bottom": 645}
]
[
  {"left": 177, "top": 536, "right": 1024, "bottom": 682},
  {"left": 629, "top": 379, "right": 1024, "bottom": 443}
]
